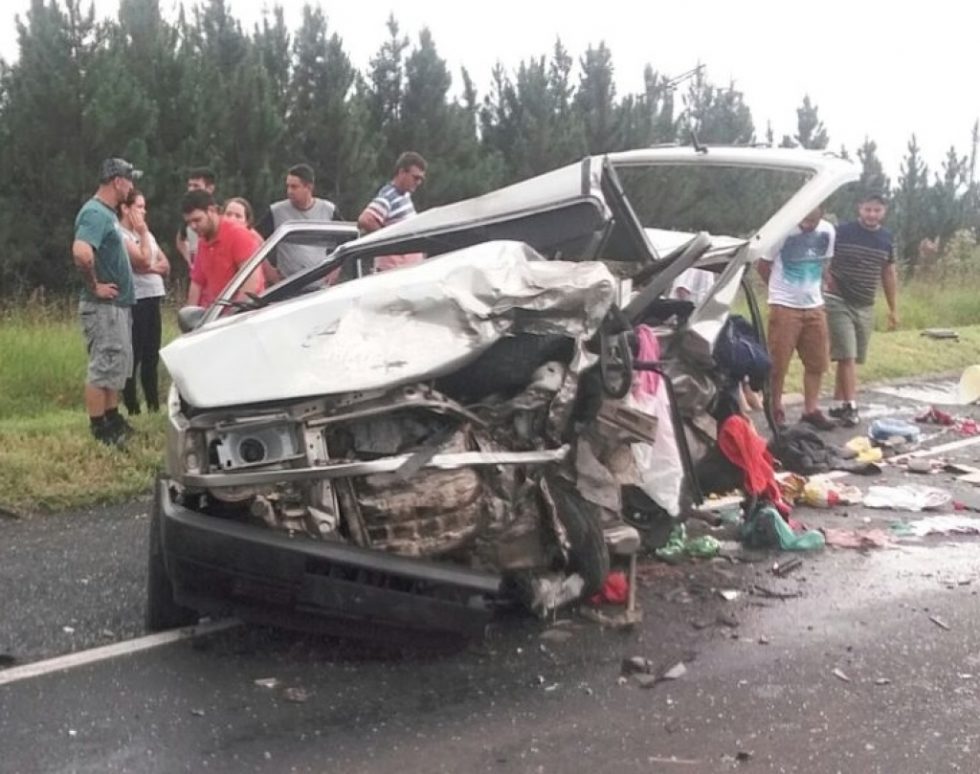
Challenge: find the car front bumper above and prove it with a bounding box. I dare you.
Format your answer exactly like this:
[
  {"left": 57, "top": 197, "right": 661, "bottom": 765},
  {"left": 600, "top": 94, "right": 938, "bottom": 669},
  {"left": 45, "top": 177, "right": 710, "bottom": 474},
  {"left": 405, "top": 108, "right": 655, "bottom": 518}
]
[{"left": 156, "top": 479, "right": 503, "bottom": 638}]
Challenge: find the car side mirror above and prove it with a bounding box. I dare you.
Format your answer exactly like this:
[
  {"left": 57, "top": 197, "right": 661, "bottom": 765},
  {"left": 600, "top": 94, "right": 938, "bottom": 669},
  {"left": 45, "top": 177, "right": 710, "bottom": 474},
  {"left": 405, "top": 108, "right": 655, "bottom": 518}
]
[{"left": 177, "top": 306, "right": 206, "bottom": 333}]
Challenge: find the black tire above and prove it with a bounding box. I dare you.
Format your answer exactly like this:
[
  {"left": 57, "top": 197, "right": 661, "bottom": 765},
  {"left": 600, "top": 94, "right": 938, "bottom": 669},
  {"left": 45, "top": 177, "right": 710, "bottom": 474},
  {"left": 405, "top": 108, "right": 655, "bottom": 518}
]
[
  {"left": 146, "top": 481, "right": 198, "bottom": 632},
  {"left": 547, "top": 478, "right": 610, "bottom": 597},
  {"left": 436, "top": 335, "right": 573, "bottom": 401}
]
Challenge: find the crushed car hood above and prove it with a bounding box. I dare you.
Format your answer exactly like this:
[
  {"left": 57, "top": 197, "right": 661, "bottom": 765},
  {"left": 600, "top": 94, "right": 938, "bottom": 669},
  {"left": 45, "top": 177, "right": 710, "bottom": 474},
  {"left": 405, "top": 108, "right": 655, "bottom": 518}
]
[{"left": 162, "top": 241, "right": 617, "bottom": 409}]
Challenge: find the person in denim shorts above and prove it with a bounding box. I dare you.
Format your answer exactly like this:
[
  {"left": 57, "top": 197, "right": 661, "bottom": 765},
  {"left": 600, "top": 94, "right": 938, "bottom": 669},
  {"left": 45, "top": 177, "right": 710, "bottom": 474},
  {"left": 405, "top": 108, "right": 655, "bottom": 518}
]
[{"left": 72, "top": 158, "right": 142, "bottom": 447}]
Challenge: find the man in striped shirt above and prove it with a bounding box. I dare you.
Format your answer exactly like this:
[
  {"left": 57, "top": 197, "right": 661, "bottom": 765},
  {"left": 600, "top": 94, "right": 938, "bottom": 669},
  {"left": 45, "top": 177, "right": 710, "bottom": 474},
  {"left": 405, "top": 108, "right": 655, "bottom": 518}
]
[
  {"left": 824, "top": 193, "right": 899, "bottom": 427},
  {"left": 357, "top": 151, "right": 427, "bottom": 272}
]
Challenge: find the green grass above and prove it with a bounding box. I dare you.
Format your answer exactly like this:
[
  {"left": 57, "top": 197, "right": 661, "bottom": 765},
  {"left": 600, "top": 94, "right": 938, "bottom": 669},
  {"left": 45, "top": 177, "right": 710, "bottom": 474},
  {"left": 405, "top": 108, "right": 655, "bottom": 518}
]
[
  {"left": 0, "top": 411, "right": 167, "bottom": 515},
  {"left": 2, "top": 278, "right": 980, "bottom": 516}
]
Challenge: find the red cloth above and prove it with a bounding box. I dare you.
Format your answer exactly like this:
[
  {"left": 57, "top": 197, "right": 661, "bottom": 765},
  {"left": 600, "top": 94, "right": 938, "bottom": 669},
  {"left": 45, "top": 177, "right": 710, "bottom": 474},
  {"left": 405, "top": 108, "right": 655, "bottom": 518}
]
[
  {"left": 589, "top": 571, "right": 629, "bottom": 606},
  {"left": 717, "top": 415, "right": 790, "bottom": 515}
]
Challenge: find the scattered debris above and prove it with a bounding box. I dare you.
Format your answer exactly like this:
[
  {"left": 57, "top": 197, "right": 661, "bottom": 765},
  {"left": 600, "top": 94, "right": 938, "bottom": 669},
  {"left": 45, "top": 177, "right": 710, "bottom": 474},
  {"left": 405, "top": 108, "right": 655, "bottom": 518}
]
[
  {"left": 736, "top": 751, "right": 754, "bottom": 763},
  {"left": 832, "top": 668, "right": 851, "bottom": 683},
  {"left": 190, "top": 709, "right": 205, "bottom": 717},
  {"left": 254, "top": 678, "right": 280, "bottom": 689},
  {"left": 757, "top": 636, "right": 770, "bottom": 645},
  {"left": 283, "top": 687, "right": 310, "bottom": 703},
  {"left": 588, "top": 571, "right": 629, "bottom": 606},
  {"left": 906, "top": 458, "right": 934, "bottom": 474},
  {"left": 62, "top": 626, "right": 75, "bottom": 634},
  {"left": 772, "top": 557, "right": 803, "bottom": 576},
  {"left": 869, "top": 417, "right": 922, "bottom": 445},
  {"left": 864, "top": 485, "right": 952, "bottom": 512},
  {"left": 661, "top": 662, "right": 687, "bottom": 681},
  {"left": 874, "top": 678, "right": 892, "bottom": 686},
  {"left": 821, "top": 528, "right": 894, "bottom": 550},
  {"left": 543, "top": 683, "right": 560, "bottom": 693},
  {"left": 921, "top": 328, "right": 959, "bottom": 341},
  {"left": 622, "top": 656, "right": 653, "bottom": 675},
  {"left": 929, "top": 615, "right": 951, "bottom": 631},
  {"left": 803, "top": 479, "right": 864, "bottom": 508},
  {"left": 579, "top": 605, "right": 642, "bottom": 628},
  {"left": 718, "top": 589, "right": 740, "bottom": 602},
  {"left": 655, "top": 524, "right": 722, "bottom": 563},
  {"left": 898, "top": 515, "right": 980, "bottom": 537},
  {"left": 529, "top": 573, "right": 585, "bottom": 616},
  {"left": 752, "top": 585, "right": 801, "bottom": 600},
  {"left": 68, "top": 729, "right": 77, "bottom": 738}
]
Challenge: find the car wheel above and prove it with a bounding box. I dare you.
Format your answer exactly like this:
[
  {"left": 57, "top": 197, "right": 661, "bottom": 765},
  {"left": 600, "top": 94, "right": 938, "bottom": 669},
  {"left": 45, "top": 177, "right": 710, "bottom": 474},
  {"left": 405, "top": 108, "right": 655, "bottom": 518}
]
[
  {"left": 547, "top": 478, "right": 610, "bottom": 597},
  {"left": 146, "top": 481, "right": 198, "bottom": 632}
]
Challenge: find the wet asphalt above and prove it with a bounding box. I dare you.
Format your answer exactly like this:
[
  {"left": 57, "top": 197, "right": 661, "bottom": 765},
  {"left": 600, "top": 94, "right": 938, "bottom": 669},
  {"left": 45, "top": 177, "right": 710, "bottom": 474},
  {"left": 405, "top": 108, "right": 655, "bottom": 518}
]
[{"left": 2, "top": 381, "right": 980, "bottom": 774}]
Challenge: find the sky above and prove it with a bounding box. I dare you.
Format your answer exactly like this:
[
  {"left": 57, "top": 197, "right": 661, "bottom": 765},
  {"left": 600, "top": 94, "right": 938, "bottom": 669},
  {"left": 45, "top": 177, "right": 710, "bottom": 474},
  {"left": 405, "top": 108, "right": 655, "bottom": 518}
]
[{"left": 2, "top": 0, "right": 978, "bottom": 180}]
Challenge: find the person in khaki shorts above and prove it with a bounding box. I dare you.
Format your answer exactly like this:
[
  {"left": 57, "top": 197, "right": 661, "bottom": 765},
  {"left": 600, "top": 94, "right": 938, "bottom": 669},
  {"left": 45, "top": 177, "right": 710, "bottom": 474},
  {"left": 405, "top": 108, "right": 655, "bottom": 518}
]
[
  {"left": 757, "top": 206, "right": 836, "bottom": 430},
  {"left": 72, "top": 158, "right": 143, "bottom": 447}
]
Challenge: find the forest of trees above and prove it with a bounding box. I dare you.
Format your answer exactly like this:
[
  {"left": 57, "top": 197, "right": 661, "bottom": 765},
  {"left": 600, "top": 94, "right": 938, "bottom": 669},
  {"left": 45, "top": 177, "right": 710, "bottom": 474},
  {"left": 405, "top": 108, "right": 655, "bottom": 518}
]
[{"left": 1, "top": 0, "right": 977, "bottom": 296}]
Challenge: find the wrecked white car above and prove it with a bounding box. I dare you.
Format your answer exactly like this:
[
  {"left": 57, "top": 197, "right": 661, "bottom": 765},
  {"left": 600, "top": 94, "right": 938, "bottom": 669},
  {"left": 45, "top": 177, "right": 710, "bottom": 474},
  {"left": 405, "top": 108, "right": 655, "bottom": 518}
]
[{"left": 149, "top": 147, "right": 857, "bottom": 638}]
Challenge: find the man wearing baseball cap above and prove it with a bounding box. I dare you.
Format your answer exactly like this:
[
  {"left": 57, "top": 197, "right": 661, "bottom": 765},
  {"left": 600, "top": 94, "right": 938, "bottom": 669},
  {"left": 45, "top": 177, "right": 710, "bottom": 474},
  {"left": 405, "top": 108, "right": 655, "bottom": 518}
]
[{"left": 71, "top": 157, "right": 143, "bottom": 447}]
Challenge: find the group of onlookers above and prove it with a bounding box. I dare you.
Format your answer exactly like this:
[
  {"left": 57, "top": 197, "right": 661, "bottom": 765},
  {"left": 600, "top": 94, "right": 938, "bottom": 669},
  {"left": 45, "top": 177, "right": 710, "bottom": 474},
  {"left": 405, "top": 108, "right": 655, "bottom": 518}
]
[
  {"left": 674, "top": 191, "right": 897, "bottom": 431},
  {"left": 71, "top": 152, "right": 428, "bottom": 447}
]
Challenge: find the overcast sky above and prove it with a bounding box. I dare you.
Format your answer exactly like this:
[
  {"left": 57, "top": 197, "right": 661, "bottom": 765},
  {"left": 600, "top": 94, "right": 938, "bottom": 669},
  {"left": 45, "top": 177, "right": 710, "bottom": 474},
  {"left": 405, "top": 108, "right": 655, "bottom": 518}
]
[{"left": 2, "top": 0, "right": 978, "bottom": 179}]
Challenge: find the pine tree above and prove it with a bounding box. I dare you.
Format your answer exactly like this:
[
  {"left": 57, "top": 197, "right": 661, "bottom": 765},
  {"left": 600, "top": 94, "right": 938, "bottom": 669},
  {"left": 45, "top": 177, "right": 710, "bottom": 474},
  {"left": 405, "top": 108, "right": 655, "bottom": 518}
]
[
  {"left": 795, "top": 95, "right": 829, "bottom": 149},
  {"left": 575, "top": 42, "right": 619, "bottom": 153},
  {"left": 894, "top": 134, "right": 930, "bottom": 273}
]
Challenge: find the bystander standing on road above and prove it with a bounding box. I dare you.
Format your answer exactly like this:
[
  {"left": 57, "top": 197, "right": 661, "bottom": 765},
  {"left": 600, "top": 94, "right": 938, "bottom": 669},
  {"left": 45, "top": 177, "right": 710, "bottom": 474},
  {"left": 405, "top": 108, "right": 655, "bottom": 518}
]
[
  {"left": 825, "top": 193, "right": 899, "bottom": 427},
  {"left": 758, "top": 206, "right": 836, "bottom": 430}
]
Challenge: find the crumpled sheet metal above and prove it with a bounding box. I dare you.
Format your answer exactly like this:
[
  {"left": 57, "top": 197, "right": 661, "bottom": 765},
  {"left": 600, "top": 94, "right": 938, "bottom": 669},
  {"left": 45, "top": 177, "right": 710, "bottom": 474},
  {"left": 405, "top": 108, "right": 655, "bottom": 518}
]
[{"left": 162, "top": 241, "right": 617, "bottom": 409}]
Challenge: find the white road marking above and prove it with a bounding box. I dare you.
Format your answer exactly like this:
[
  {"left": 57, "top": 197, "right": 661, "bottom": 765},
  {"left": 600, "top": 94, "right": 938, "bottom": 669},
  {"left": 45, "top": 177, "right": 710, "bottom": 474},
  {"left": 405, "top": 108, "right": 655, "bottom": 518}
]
[{"left": 0, "top": 619, "right": 240, "bottom": 687}]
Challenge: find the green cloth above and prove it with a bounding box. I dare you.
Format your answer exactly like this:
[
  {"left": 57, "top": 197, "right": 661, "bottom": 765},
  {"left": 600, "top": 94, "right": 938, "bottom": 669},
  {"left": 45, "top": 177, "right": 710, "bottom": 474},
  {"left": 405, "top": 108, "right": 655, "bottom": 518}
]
[
  {"left": 656, "top": 524, "right": 722, "bottom": 562},
  {"left": 75, "top": 197, "right": 134, "bottom": 307},
  {"left": 740, "top": 505, "right": 825, "bottom": 551}
]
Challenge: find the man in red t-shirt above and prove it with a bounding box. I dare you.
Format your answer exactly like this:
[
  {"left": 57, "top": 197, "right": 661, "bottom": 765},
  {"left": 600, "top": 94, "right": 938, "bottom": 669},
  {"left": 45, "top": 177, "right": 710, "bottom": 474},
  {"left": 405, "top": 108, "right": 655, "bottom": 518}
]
[{"left": 183, "top": 190, "right": 262, "bottom": 307}]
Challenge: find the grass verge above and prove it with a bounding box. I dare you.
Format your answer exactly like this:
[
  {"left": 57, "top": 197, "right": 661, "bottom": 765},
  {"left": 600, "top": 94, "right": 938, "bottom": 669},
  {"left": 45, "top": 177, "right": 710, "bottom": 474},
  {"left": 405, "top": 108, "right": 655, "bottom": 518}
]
[{"left": 0, "top": 412, "right": 167, "bottom": 516}]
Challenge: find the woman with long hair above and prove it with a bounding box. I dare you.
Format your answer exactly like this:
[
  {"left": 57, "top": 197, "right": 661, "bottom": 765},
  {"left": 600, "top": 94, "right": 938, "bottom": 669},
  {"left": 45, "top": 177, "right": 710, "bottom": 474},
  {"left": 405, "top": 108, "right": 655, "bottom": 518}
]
[{"left": 119, "top": 188, "right": 169, "bottom": 413}]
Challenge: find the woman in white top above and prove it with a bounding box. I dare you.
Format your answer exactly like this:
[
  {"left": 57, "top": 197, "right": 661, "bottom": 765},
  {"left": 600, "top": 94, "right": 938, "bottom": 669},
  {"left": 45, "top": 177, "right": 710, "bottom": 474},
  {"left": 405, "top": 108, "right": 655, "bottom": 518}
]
[{"left": 119, "top": 189, "right": 169, "bottom": 414}]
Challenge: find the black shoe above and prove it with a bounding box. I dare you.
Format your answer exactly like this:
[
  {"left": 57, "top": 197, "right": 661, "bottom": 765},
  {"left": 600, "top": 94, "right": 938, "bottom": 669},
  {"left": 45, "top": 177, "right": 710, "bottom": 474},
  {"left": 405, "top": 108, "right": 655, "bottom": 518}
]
[
  {"left": 107, "top": 412, "right": 136, "bottom": 439},
  {"left": 828, "top": 404, "right": 847, "bottom": 419},
  {"left": 838, "top": 406, "right": 860, "bottom": 428},
  {"left": 801, "top": 410, "right": 837, "bottom": 431},
  {"left": 91, "top": 421, "right": 126, "bottom": 449}
]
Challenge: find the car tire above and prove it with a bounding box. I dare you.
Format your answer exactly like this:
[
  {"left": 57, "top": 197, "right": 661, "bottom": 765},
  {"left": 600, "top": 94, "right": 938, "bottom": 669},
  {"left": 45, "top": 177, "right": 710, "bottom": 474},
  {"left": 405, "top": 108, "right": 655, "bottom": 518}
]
[
  {"left": 547, "top": 478, "right": 610, "bottom": 597},
  {"left": 436, "top": 334, "right": 572, "bottom": 400},
  {"left": 146, "top": 481, "right": 198, "bottom": 632}
]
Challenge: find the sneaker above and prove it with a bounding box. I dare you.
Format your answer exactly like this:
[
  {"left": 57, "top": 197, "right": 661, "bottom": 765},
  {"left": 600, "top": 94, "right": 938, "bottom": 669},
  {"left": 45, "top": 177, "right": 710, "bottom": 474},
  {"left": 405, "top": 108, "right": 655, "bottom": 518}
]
[
  {"left": 828, "top": 404, "right": 847, "bottom": 419},
  {"left": 801, "top": 410, "right": 837, "bottom": 431},
  {"left": 838, "top": 405, "right": 861, "bottom": 428}
]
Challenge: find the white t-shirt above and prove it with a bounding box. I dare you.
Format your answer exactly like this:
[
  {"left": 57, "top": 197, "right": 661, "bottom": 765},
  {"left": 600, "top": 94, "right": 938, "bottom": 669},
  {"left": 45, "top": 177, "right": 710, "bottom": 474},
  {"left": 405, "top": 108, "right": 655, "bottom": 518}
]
[
  {"left": 122, "top": 227, "right": 166, "bottom": 300},
  {"left": 764, "top": 219, "right": 835, "bottom": 309}
]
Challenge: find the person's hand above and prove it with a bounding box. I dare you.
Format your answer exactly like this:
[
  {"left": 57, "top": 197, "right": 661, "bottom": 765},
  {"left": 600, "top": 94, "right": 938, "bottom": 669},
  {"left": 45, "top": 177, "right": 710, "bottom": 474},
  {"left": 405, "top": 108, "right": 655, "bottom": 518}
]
[
  {"left": 887, "top": 310, "right": 899, "bottom": 331},
  {"left": 130, "top": 209, "right": 148, "bottom": 235},
  {"left": 94, "top": 282, "right": 119, "bottom": 300}
]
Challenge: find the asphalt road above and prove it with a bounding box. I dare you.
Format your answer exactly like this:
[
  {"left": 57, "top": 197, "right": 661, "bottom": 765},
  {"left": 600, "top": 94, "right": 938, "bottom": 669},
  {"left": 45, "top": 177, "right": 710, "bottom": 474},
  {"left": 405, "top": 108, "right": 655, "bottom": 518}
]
[{"left": 2, "top": 383, "right": 980, "bottom": 774}]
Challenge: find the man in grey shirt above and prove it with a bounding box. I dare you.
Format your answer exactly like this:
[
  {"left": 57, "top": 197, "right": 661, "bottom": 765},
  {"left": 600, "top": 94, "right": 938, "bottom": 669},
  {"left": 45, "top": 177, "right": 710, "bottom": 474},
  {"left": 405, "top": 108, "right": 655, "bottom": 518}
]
[{"left": 258, "top": 163, "right": 342, "bottom": 281}]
